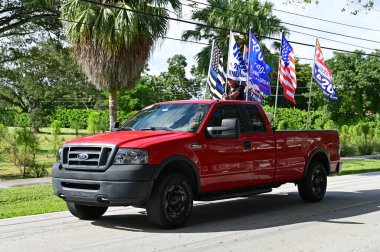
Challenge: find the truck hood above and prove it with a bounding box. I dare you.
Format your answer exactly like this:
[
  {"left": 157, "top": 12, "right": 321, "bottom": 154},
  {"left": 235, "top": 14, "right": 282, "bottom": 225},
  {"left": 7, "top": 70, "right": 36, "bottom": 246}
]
[{"left": 64, "top": 131, "right": 189, "bottom": 148}]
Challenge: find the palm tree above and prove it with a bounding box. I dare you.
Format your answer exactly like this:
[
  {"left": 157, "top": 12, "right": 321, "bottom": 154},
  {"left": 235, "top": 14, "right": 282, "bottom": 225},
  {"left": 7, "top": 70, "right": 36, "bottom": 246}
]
[
  {"left": 182, "top": 0, "right": 286, "bottom": 74},
  {"left": 61, "top": 0, "right": 181, "bottom": 126}
]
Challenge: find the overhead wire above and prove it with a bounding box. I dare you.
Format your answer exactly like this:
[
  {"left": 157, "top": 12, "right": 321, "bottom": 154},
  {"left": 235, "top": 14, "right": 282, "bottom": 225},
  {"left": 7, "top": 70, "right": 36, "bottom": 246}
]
[
  {"left": 183, "top": 0, "right": 380, "bottom": 45},
  {"left": 72, "top": 0, "right": 379, "bottom": 58}
]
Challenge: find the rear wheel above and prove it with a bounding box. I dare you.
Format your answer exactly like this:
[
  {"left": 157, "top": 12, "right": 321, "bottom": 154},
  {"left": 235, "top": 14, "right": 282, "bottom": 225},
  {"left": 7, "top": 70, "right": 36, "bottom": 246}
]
[
  {"left": 146, "top": 173, "right": 193, "bottom": 229},
  {"left": 66, "top": 202, "right": 108, "bottom": 220},
  {"left": 298, "top": 161, "right": 327, "bottom": 202}
]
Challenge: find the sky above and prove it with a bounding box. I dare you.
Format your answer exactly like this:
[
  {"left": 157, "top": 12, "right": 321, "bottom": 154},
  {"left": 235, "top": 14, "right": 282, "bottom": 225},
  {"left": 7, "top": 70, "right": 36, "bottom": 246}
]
[{"left": 146, "top": 0, "right": 380, "bottom": 76}]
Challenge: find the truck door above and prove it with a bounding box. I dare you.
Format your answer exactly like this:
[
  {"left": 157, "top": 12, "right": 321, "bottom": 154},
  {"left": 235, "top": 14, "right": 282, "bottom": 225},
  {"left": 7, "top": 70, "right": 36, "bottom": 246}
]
[
  {"left": 242, "top": 104, "right": 276, "bottom": 186},
  {"left": 200, "top": 104, "right": 254, "bottom": 192}
]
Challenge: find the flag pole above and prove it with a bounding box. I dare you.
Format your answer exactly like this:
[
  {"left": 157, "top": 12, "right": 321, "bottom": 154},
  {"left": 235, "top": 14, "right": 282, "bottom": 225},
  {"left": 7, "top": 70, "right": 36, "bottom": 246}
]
[
  {"left": 246, "top": 28, "right": 252, "bottom": 101},
  {"left": 273, "top": 32, "right": 283, "bottom": 128},
  {"left": 205, "top": 40, "right": 216, "bottom": 99},
  {"left": 225, "top": 31, "right": 233, "bottom": 95},
  {"left": 306, "top": 38, "right": 318, "bottom": 129}
]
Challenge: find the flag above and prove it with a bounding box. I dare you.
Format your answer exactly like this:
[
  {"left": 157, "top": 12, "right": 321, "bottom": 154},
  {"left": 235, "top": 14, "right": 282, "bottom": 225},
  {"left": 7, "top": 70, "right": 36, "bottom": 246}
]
[
  {"left": 243, "top": 45, "right": 262, "bottom": 103},
  {"left": 207, "top": 41, "right": 226, "bottom": 100},
  {"left": 313, "top": 39, "right": 338, "bottom": 101},
  {"left": 279, "top": 35, "right": 297, "bottom": 104},
  {"left": 227, "top": 31, "right": 247, "bottom": 81},
  {"left": 248, "top": 30, "right": 272, "bottom": 95}
]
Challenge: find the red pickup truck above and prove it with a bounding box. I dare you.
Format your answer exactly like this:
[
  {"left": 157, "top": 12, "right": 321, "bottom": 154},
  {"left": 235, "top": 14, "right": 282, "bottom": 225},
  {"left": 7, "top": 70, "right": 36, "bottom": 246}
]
[{"left": 53, "top": 100, "right": 341, "bottom": 228}]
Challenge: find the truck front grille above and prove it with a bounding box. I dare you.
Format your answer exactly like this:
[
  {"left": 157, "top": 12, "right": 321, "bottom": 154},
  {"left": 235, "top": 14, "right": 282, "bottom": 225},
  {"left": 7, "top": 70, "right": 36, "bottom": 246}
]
[{"left": 62, "top": 144, "right": 116, "bottom": 171}]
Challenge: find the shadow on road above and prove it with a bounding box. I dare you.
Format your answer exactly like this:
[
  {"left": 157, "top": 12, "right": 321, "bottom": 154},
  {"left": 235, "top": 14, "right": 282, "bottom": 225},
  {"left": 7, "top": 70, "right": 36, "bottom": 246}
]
[{"left": 91, "top": 188, "right": 380, "bottom": 233}]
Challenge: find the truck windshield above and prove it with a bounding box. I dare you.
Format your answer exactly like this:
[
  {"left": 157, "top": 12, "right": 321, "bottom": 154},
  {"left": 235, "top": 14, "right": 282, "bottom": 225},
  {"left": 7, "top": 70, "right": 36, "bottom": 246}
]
[{"left": 121, "top": 103, "right": 210, "bottom": 132}]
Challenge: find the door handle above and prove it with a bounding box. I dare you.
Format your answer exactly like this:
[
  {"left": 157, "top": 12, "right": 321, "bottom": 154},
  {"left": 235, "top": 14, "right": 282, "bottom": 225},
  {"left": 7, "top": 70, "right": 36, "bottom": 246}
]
[{"left": 244, "top": 141, "right": 252, "bottom": 150}]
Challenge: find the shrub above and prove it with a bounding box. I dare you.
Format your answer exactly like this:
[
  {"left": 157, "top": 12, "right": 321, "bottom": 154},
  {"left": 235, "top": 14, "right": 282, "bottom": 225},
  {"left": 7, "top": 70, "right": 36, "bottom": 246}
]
[
  {"left": 87, "top": 111, "right": 100, "bottom": 134},
  {"left": 15, "top": 127, "right": 39, "bottom": 177},
  {"left": 14, "top": 113, "right": 31, "bottom": 127},
  {"left": 98, "top": 111, "right": 109, "bottom": 133},
  {"left": 70, "top": 118, "right": 80, "bottom": 137},
  {"left": 352, "top": 122, "right": 376, "bottom": 155},
  {"left": 25, "top": 160, "right": 48, "bottom": 178},
  {"left": 49, "top": 120, "right": 64, "bottom": 156}
]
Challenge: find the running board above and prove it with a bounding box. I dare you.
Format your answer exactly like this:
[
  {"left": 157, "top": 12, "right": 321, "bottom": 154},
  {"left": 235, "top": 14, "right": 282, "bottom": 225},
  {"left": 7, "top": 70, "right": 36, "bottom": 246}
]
[{"left": 197, "top": 187, "right": 272, "bottom": 201}]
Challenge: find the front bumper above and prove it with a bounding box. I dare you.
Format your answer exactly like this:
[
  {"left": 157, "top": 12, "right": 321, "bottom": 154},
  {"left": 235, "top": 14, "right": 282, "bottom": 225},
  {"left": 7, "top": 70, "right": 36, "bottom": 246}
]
[{"left": 52, "top": 162, "right": 156, "bottom": 206}]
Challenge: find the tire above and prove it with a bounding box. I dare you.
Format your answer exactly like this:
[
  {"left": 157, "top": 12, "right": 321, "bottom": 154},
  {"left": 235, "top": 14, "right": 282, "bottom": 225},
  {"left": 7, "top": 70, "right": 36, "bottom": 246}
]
[
  {"left": 298, "top": 161, "right": 327, "bottom": 202},
  {"left": 66, "top": 202, "right": 108, "bottom": 220},
  {"left": 146, "top": 173, "right": 193, "bottom": 229}
]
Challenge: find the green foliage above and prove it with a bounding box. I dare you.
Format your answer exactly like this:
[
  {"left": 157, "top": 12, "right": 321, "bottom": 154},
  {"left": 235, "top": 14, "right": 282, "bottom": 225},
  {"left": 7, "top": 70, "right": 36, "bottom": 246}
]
[
  {"left": 61, "top": 0, "right": 181, "bottom": 125},
  {"left": 323, "top": 120, "right": 336, "bottom": 129},
  {"left": 14, "top": 113, "right": 31, "bottom": 128},
  {"left": 317, "top": 51, "right": 380, "bottom": 124},
  {"left": 183, "top": 0, "right": 285, "bottom": 74},
  {"left": 70, "top": 119, "right": 80, "bottom": 137},
  {"left": 52, "top": 108, "right": 92, "bottom": 129},
  {"left": 48, "top": 120, "right": 64, "bottom": 156},
  {"left": 0, "top": 42, "right": 102, "bottom": 131},
  {"left": 353, "top": 122, "right": 377, "bottom": 155},
  {"left": 87, "top": 111, "right": 100, "bottom": 134},
  {"left": 15, "top": 127, "right": 39, "bottom": 177},
  {"left": 98, "top": 111, "right": 109, "bottom": 133},
  {"left": 50, "top": 120, "right": 62, "bottom": 136},
  {"left": 25, "top": 160, "right": 49, "bottom": 178}
]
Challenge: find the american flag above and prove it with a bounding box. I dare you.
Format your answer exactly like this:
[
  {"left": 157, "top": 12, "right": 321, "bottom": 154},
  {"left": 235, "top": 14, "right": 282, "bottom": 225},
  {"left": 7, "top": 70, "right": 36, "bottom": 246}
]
[
  {"left": 207, "top": 41, "right": 226, "bottom": 100},
  {"left": 279, "top": 35, "right": 297, "bottom": 104}
]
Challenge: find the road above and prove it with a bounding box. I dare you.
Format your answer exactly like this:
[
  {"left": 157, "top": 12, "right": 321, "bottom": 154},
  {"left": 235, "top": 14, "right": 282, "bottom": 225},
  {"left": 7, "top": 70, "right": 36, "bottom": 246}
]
[{"left": 1, "top": 172, "right": 380, "bottom": 252}]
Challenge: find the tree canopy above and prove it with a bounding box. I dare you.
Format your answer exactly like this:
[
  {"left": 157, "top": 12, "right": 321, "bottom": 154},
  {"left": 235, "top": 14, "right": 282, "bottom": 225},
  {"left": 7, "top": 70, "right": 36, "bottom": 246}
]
[
  {"left": 61, "top": 0, "right": 181, "bottom": 126},
  {"left": 182, "top": 0, "right": 286, "bottom": 74}
]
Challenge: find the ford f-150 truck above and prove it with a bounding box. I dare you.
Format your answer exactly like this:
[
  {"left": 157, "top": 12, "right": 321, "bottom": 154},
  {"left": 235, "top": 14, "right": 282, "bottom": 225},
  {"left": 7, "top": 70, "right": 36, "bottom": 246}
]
[{"left": 53, "top": 100, "right": 341, "bottom": 228}]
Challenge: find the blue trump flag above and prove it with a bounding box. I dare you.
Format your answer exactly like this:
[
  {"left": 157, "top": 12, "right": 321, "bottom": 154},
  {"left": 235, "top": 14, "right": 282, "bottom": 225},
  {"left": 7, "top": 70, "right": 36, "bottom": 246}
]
[
  {"left": 248, "top": 30, "right": 272, "bottom": 95},
  {"left": 313, "top": 39, "right": 338, "bottom": 101}
]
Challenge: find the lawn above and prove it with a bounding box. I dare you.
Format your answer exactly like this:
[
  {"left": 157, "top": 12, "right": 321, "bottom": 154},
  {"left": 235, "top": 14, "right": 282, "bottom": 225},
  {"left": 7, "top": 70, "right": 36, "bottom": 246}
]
[
  {"left": 339, "top": 158, "right": 380, "bottom": 175},
  {"left": 0, "top": 127, "right": 88, "bottom": 180},
  {"left": 0, "top": 185, "right": 67, "bottom": 219}
]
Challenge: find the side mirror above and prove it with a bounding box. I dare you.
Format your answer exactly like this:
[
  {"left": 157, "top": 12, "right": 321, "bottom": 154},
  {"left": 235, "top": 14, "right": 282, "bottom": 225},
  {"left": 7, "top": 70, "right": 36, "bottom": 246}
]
[
  {"left": 206, "top": 118, "right": 240, "bottom": 139},
  {"left": 111, "top": 121, "right": 120, "bottom": 132}
]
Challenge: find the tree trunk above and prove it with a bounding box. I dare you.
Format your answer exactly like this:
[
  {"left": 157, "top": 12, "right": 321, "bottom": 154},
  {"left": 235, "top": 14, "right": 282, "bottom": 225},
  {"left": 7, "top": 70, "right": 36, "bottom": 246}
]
[
  {"left": 28, "top": 103, "right": 40, "bottom": 133},
  {"left": 109, "top": 88, "right": 117, "bottom": 130}
]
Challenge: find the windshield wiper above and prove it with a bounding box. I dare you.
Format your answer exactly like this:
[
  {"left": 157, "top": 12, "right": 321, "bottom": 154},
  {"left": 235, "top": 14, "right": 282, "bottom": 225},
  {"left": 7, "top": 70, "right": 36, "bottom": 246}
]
[
  {"left": 140, "top": 127, "right": 173, "bottom": 131},
  {"left": 118, "top": 127, "right": 135, "bottom": 131}
]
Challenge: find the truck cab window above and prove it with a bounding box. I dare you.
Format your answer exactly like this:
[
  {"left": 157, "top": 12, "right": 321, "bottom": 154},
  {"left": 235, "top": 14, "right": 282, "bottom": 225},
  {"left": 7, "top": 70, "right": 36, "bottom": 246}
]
[
  {"left": 208, "top": 105, "right": 245, "bottom": 132},
  {"left": 245, "top": 105, "right": 266, "bottom": 132}
]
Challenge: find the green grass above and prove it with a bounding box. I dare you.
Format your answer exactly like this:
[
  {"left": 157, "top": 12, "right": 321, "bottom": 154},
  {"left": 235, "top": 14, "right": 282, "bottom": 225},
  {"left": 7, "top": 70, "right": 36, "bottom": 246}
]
[
  {"left": 0, "top": 127, "right": 87, "bottom": 180},
  {"left": 339, "top": 158, "right": 380, "bottom": 175},
  {"left": 0, "top": 185, "right": 67, "bottom": 219}
]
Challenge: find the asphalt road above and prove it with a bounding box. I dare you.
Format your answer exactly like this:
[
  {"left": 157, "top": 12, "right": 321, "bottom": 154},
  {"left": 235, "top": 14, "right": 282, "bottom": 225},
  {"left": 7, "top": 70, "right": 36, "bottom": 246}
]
[{"left": 1, "top": 172, "right": 380, "bottom": 252}]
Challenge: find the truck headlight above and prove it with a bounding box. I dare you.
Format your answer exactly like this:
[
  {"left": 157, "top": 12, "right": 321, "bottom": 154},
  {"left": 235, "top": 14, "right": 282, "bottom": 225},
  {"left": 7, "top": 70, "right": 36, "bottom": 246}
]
[
  {"left": 57, "top": 147, "right": 62, "bottom": 162},
  {"left": 113, "top": 148, "right": 149, "bottom": 165}
]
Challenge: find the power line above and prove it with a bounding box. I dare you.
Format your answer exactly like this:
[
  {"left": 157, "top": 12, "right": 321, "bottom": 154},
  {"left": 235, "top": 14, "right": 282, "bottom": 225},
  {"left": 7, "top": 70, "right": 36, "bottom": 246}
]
[
  {"left": 182, "top": 0, "right": 380, "bottom": 45},
  {"left": 72, "top": 0, "right": 380, "bottom": 58},
  {"left": 288, "top": 29, "right": 377, "bottom": 51},
  {"left": 271, "top": 7, "right": 380, "bottom": 32},
  {"left": 187, "top": 0, "right": 380, "bottom": 32},
  {"left": 59, "top": 18, "right": 208, "bottom": 46},
  {"left": 183, "top": 0, "right": 377, "bottom": 51}
]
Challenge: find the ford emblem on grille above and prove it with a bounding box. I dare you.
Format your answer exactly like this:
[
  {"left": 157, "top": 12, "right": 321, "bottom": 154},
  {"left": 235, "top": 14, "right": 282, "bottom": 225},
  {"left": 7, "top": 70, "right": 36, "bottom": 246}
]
[{"left": 77, "top": 153, "right": 89, "bottom": 160}]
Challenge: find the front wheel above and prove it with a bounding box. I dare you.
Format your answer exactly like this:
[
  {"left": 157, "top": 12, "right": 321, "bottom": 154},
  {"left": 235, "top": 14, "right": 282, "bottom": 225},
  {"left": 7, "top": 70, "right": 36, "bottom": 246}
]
[
  {"left": 66, "top": 202, "right": 108, "bottom": 220},
  {"left": 146, "top": 173, "right": 193, "bottom": 229},
  {"left": 298, "top": 161, "right": 327, "bottom": 202}
]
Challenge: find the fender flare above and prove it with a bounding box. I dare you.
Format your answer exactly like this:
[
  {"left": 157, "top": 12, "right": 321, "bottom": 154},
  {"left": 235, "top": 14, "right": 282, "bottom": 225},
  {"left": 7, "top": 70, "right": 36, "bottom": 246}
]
[
  {"left": 152, "top": 155, "right": 201, "bottom": 193},
  {"left": 303, "top": 147, "right": 331, "bottom": 177}
]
